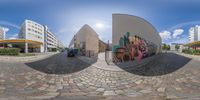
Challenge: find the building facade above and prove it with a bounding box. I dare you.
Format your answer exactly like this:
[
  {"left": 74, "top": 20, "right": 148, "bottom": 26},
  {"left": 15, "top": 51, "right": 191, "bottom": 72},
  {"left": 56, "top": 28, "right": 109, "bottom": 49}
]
[
  {"left": 19, "top": 20, "right": 45, "bottom": 53},
  {"left": 69, "top": 24, "right": 99, "bottom": 57},
  {"left": 99, "top": 40, "right": 108, "bottom": 52},
  {"left": 170, "top": 43, "right": 184, "bottom": 51},
  {"left": 112, "top": 14, "right": 161, "bottom": 62},
  {"left": 44, "top": 26, "right": 58, "bottom": 52},
  {"left": 0, "top": 26, "right": 7, "bottom": 40},
  {"left": 189, "top": 25, "right": 200, "bottom": 43},
  {"left": 16, "top": 19, "right": 64, "bottom": 53},
  {"left": 57, "top": 40, "right": 65, "bottom": 50}
]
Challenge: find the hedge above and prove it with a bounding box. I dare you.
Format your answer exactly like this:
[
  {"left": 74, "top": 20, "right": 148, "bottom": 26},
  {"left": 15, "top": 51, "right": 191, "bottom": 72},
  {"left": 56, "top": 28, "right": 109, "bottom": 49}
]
[
  {"left": 182, "top": 49, "right": 200, "bottom": 55},
  {"left": 0, "top": 48, "right": 20, "bottom": 56}
]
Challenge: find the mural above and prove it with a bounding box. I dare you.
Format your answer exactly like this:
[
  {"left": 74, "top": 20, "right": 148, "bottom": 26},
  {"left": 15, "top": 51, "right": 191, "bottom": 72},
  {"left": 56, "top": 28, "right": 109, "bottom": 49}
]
[{"left": 113, "top": 32, "right": 157, "bottom": 63}]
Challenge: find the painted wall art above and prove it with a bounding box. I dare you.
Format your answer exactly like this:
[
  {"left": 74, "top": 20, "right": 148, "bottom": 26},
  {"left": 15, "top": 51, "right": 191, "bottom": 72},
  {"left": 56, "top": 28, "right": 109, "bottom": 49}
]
[{"left": 113, "top": 32, "right": 157, "bottom": 63}]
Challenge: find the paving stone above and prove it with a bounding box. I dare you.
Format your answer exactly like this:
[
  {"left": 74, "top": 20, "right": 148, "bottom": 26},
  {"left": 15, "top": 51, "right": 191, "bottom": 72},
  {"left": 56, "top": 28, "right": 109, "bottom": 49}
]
[
  {"left": 135, "top": 80, "right": 143, "bottom": 85},
  {"left": 1, "top": 52, "right": 200, "bottom": 99},
  {"left": 38, "top": 86, "right": 47, "bottom": 91},
  {"left": 157, "top": 88, "right": 165, "bottom": 92},
  {"left": 28, "top": 95, "right": 56, "bottom": 99},
  {"left": 115, "top": 90, "right": 124, "bottom": 94},
  {"left": 0, "top": 87, "right": 5, "bottom": 90},
  {"left": 125, "top": 90, "right": 142, "bottom": 97},
  {"left": 139, "top": 90, "right": 152, "bottom": 94},
  {"left": 96, "top": 88, "right": 105, "bottom": 92},
  {"left": 103, "top": 91, "right": 116, "bottom": 96}
]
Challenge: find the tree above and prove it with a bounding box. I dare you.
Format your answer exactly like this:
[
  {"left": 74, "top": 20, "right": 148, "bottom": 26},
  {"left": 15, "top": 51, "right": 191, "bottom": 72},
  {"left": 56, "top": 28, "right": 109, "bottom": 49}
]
[
  {"left": 162, "top": 44, "right": 170, "bottom": 50},
  {"left": 167, "top": 45, "right": 170, "bottom": 50},
  {"left": 175, "top": 45, "right": 180, "bottom": 51},
  {"left": 162, "top": 44, "right": 167, "bottom": 50}
]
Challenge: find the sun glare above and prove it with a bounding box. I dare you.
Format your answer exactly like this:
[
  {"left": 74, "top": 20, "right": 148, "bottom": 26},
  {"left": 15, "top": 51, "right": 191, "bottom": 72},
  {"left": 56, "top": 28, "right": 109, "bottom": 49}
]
[{"left": 95, "top": 22, "right": 104, "bottom": 29}]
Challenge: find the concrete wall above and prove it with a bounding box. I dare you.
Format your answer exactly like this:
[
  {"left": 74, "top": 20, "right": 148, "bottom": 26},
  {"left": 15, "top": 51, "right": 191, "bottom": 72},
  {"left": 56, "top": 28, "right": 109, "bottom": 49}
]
[{"left": 112, "top": 14, "right": 161, "bottom": 54}]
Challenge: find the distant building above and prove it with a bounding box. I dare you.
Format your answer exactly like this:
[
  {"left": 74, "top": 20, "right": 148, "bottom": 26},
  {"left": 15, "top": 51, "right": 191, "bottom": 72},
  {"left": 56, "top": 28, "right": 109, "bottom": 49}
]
[
  {"left": 0, "top": 26, "right": 7, "bottom": 40},
  {"left": 69, "top": 24, "right": 100, "bottom": 57},
  {"left": 170, "top": 43, "right": 184, "bottom": 52},
  {"left": 99, "top": 40, "right": 108, "bottom": 52},
  {"left": 57, "top": 40, "right": 65, "bottom": 50},
  {"left": 44, "top": 26, "right": 58, "bottom": 52},
  {"left": 170, "top": 43, "right": 176, "bottom": 51},
  {"left": 189, "top": 25, "right": 200, "bottom": 43}
]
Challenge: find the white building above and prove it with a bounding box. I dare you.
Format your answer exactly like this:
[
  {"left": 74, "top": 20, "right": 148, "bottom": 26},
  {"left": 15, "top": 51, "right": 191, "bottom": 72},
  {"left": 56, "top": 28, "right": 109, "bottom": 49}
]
[
  {"left": 0, "top": 26, "right": 7, "bottom": 40},
  {"left": 170, "top": 43, "right": 184, "bottom": 52},
  {"left": 189, "top": 25, "right": 200, "bottom": 43},
  {"left": 170, "top": 43, "right": 176, "bottom": 51},
  {"left": 18, "top": 19, "right": 64, "bottom": 53},
  {"left": 44, "top": 26, "right": 58, "bottom": 52},
  {"left": 19, "top": 20, "right": 45, "bottom": 53},
  {"left": 57, "top": 40, "right": 65, "bottom": 50}
]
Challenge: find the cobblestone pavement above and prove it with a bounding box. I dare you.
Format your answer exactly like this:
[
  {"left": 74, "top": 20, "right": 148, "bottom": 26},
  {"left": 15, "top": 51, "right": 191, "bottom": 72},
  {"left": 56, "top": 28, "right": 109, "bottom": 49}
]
[
  {"left": 0, "top": 52, "right": 200, "bottom": 100},
  {"left": 0, "top": 52, "right": 58, "bottom": 63}
]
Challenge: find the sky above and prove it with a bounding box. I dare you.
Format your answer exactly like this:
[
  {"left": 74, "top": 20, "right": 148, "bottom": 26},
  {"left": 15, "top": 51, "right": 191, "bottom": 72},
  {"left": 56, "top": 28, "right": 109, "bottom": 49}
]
[{"left": 1, "top": 0, "right": 200, "bottom": 46}]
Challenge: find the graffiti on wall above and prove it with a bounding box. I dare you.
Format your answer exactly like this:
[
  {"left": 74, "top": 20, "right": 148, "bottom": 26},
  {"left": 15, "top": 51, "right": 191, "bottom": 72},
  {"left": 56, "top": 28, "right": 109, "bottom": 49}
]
[{"left": 113, "top": 32, "right": 157, "bottom": 63}]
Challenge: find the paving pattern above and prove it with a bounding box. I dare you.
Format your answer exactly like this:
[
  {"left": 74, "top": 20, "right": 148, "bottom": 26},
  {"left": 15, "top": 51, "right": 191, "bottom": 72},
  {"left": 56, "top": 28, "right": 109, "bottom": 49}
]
[{"left": 0, "top": 52, "right": 200, "bottom": 100}]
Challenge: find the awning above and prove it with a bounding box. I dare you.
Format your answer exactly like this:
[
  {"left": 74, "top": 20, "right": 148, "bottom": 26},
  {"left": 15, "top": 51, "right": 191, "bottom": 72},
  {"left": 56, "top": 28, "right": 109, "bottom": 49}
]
[
  {"left": 185, "top": 41, "right": 200, "bottom": 47},
  {"left": 0, "top": 39, "right": 43, "bottom": 45}
]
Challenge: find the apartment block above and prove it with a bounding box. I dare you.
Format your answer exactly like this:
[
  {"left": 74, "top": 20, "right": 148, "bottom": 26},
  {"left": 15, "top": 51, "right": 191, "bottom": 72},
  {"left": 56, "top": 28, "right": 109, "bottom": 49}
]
[
  {"left": 44, "top": 26, "right": 59, "bottom": 52},
  {"left": 19, "top": 20, "right": 45, "bottom": 53},
  {"left": 0, "top": 26, "right": 7, "bottom": 40},
  {"left": 189, "top": 25, "right": 200, "bottom": 43}
]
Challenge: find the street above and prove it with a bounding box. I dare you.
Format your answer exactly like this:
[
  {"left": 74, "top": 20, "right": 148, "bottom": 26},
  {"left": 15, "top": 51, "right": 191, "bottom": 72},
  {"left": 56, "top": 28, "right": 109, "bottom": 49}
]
[
  {"left": 25, "top": 51, "right": 94, "bottom": 74},
  {"left": 0, "top": 52, "right": 200, "bottom": 100}
]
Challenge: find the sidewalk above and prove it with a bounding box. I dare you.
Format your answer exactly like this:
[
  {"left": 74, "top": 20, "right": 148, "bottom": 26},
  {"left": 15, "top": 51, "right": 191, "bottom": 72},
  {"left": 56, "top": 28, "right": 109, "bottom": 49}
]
[
  {"left": 175, "top": 52, "right": 200, "bottom": 61},
  {"left": 78, "top": 52, "right": 160, "bottom": 72},
  {"left": 0, "top": 52, "right": 59, "bottom": 62}
]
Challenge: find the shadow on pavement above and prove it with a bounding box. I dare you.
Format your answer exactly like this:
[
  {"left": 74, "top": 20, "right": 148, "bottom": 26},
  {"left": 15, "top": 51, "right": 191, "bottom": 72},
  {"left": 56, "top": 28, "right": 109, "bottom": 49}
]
[
  {"left": 25, "top": 52, "right": 97, "bottom": 74},
  {"left": 115, "top": 53, "right": 191, "bottom": 76}
]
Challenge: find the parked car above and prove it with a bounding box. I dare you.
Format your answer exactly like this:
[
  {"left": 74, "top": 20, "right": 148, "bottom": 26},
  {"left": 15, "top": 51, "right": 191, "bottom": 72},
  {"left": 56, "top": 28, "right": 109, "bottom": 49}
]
[
  {"left": 61, "top": 49, "right": 65, "bottom": 52},
  {"left": 67, "top": 49, "right": 76, "bottom": 57}
]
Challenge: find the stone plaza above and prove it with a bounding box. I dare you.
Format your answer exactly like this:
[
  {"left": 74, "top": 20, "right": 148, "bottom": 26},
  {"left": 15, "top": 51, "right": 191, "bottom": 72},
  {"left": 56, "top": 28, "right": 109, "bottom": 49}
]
[{"left": 0, "top": 52, "right": 200, "bottom": 100}]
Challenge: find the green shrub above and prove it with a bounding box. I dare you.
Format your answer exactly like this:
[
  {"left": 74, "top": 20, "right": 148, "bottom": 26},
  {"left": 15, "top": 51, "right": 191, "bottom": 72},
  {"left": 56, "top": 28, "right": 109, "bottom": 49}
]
[
  {"left": 0, "top": 48, "right": 20, "bottom": 56},
  {"left": 52, "top": 48, "right": 57, "bottom": 52},
  {"left": 182, "top": 49, "right": 200, "bottom": 55}
]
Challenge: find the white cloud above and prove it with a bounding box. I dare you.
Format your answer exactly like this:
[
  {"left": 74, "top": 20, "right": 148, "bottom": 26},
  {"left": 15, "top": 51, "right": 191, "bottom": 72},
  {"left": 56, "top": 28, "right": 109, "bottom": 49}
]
[
  {"left": 168, "top": 21, "right": 200, "bottom": 31},
  {"left": 173, "top": 29, "right": 184, "bottom": 38},
  {"left": 2, "top": 27, "right": 9, "bottom": 32},
  {"left": 168, "top": 37, "right": 188, "bottom": 44},
  {"left": 159, "top": 31, "right": 171, "bottom": 40},
  {"left": 0, "top": 20, "right": 20, "bottom": 29},
  {"left": 9, "top": 34, "right": 18, "bottom": 39},
  {"left": 9, "top": 37, "right": 17, "bottom": 39}
]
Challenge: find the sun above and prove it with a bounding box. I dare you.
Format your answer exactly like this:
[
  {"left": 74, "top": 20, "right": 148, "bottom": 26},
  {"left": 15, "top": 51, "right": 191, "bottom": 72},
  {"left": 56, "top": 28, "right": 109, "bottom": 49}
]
[{"left": 95, "top": 22, "right": 104, "bottom": 29}]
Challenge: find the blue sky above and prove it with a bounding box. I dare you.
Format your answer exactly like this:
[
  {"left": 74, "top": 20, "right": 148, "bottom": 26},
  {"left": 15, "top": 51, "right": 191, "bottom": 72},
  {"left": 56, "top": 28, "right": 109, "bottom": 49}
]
[{"left": 1, "top": 0, "right": 200, "bottom": 46}]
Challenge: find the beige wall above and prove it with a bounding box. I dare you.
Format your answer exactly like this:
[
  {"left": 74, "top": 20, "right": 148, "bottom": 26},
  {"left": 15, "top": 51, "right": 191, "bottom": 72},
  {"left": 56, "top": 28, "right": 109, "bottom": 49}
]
[
  {"left": 112, "top": 14, "right": 161, "bottom": 54},
  {"left": 73, "top": 24, "right": 99, "bottom": 55},
  {"left": 99, "top": 40, "right": 108, "bottom": 52}
]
